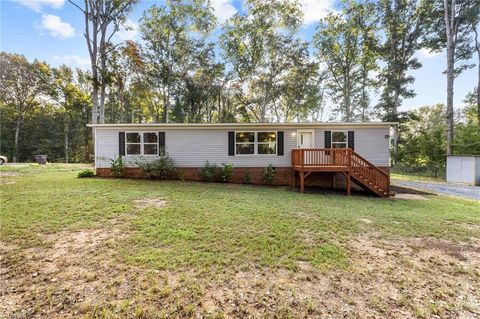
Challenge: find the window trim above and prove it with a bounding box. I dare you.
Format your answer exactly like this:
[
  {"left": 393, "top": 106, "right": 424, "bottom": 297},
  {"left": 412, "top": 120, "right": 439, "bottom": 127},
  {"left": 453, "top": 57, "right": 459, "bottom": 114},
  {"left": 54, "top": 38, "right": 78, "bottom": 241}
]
[
  {"left": 125, "top": 131, "right": 159, "bottom": 156},
  {"left": 331, "top": 130, "right": 348, "bottom": 149},
  {"left": 235, "top": 131, "right": 278, "bottom": 156}
]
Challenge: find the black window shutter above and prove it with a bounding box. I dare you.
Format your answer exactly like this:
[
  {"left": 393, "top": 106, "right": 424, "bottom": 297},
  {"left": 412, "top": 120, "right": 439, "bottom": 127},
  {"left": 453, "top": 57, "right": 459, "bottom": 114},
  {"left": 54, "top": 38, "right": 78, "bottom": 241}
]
[
  {"left": 119, "top": 132, "right": 125, "bottom": 156},
  {"left": 348, "top": 131, "right": 354, "bottom": 150},
  {"left": 277, "top": 131, "right": 284, "bottom": 155},
  {"left": 228, "top": 131, "right": 235, "bottom": 156},
  {"left": 158, "top": 132, "right": 165, "bottom": 155},
  {"left": 324, "top": 131, "right": 331, "bottom": 148}
]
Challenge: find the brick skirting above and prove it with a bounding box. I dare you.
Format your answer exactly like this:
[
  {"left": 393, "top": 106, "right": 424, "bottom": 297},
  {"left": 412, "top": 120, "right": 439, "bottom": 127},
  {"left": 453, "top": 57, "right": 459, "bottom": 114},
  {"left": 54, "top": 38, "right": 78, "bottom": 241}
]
[{"left": 96, "top": 166, "right": 390, "bottom": 188}]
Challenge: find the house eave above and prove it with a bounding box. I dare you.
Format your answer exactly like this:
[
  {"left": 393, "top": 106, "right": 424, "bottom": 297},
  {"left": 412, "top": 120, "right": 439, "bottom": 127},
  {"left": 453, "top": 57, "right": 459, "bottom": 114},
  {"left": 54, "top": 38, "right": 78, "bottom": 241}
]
[{"left": 87, "top": 122, "right": 398, "bottom": 129}]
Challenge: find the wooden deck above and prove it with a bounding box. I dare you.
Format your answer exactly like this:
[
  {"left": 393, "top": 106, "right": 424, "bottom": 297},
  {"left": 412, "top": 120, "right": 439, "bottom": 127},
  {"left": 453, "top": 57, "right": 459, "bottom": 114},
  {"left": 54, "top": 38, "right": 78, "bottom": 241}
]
[{"left": 291, "top": 148, "right": 391, "bottom": 197}]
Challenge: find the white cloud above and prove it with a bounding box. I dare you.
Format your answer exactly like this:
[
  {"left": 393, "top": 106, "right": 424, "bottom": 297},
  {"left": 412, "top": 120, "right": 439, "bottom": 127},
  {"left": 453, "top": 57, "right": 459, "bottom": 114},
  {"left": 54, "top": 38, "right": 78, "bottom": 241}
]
[
  {"left": 116, "top": 18, "right": 139, "bottom": 41},
  {"left": 211, "top": 0, "right": 237, "bottom": 24},
  {"left": 53, "top": 55, "right": 90, "bottom": 68},
  {"left": 418, "top": 48, "right": 442, "bottom": 59},
  {"left": 300, "top": 0, "right": 336, "bottom": 25},
  {"left": 40, "top": 14, "right": 75, "bottom": 39},
  {"left": 14, "top": 0, "right": 64, "bottom": 13}
]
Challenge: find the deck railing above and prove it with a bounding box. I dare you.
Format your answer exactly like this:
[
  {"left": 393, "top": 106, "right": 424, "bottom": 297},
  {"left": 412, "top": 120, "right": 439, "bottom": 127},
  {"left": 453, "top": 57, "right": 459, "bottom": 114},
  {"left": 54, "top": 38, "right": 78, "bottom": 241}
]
[
  {"left": 291, "top": 148, "right": 353, "bottom": 167},
  {"left": 291, "top": 148, "right": 390, "bottom": 194}
]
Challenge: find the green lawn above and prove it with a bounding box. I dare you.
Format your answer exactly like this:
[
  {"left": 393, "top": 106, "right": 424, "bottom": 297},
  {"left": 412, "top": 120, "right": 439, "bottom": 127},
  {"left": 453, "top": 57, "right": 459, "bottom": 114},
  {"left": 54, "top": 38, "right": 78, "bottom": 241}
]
[{"left": 1, "top": 164, "right": 479, "bottom": 318}]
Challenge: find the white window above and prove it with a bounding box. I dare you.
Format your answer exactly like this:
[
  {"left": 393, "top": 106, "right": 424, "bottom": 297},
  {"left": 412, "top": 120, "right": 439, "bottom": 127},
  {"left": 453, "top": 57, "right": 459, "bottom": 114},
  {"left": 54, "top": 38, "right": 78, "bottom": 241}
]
[
  {"left": 331, "top": 131, "right": 348, "bottom": 148},
  {"left": 257, "top": 132, "right": 277, "bottom": 154},
  {"left": 125, "top": 132, "right": 158, "bottom": 155},
  {"left": 235, "top": 131, "right": 277, "bottom": 155},
  {"left": 235, "top": 132, "right": 255, "bottom": 155}
]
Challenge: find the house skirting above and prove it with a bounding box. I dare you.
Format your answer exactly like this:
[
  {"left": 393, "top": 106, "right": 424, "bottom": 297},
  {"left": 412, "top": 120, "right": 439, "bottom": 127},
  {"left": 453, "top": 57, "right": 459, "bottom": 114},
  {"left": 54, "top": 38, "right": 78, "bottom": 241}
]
[{"left": 95, "top": 166, "right": 390, "bottom": 189}]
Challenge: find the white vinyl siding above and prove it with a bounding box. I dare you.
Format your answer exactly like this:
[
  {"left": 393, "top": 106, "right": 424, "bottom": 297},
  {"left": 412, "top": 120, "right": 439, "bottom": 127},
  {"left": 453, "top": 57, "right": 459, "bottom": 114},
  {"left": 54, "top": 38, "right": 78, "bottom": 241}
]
[{"left": 94, "top": 126, "right": 390, "bottom": 168}]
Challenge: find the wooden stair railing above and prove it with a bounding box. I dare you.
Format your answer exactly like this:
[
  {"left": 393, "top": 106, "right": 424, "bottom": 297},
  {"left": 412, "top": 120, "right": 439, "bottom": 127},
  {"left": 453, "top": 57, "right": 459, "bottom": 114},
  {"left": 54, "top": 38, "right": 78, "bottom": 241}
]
[
  {"left": 291, "top": 148, "right": 391, "bottom": 197},
  {"left": 350, "top": 151, "right": 390, "bottom": 196}
]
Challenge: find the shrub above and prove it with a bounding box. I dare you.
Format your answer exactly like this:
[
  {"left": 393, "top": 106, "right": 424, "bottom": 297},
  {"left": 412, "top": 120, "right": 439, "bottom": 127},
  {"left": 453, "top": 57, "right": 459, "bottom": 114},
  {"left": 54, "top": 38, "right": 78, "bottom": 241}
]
[
  {"left": 243, "top": 169, "right": 252, "bottom": 184},
  {"left": 221, "top": 162, "right": 234, "bottom": 182},
  {"left": 262, "top": 164, "right": 276, "bottom": 184},
  {"left": 135, "top": 153, "right": 177, "bottom": 179},
  {"left": 110, "top": 156, "right": 124, "bottom": 177},
  {"left": 78, "top": 169, "right": 95, "bottom": 178},
  {"left": 200, "top": 160, "right": 217, "bottom": 182}
]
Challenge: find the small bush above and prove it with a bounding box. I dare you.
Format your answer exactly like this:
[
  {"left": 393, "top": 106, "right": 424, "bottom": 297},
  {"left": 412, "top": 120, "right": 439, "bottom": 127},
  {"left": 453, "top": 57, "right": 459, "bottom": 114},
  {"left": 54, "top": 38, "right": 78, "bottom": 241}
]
[
  {"left": 110, "top": 156, "right": 124, "bottom": 177},
  {"left": 243, "top": 169, "right": 252, "bottom": 184},
  {"left": 135, "top": 153, "right": 177, "bottom": 179},
  {"left": 220, "top": 162, "right": 234, "bottom": 182},
  {"left": 78, "top": 169, "right": 95, "bottom": 178},
  {"left": 200, "top": 160, "right": 217, "bottom": 182},
  {"left": 262, "top": 164, "right": 276, "bottom": 184}
]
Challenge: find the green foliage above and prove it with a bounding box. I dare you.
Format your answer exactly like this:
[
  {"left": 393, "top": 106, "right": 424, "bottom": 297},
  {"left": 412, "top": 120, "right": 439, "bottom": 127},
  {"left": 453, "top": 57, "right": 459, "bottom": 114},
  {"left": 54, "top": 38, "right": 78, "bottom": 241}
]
[
  {"left": 200, "top": 160, "right": 218, "bottom": 182},
  {"left": 376, "top": 0, "right": 423, "bottom": 120},
  {"left": 220, "top": 162, "right": 234, "bottom": 182},
  {"left": 243, "top": 169, "right": 252, "bottom": 184},
  {"left": 396, "top": 104, "right": 447, "bottom": 178},
  {"left": 110, "top": 156, "right": 124, "bottom": 177},
  {"left": 262, "top": 164, "right": 277, "bottom": 184},
  {"left": 220, "top": 0, "right": 313, "bottom": 122},
  {"left": 313, "top": 1, "right": 379, "bottom": 122},
  {"left": 78, "top": 169, "right": 95, "bottom": 178},
  {"left": 135, "top": 153, "right": 177, "bottom": 180}
]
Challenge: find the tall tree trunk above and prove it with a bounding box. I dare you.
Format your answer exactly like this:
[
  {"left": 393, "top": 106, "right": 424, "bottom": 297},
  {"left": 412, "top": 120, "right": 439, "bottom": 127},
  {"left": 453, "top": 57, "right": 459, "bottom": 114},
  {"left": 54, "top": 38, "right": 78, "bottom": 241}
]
[
  {"left": 444, "top": 0, "right": 455, "bottom": 155},
  {"left": 446, "top": 45, "right": 455, "bottom": 155},
  {"left": 99, "top": 84, "right": 106, "bottom": 124},
  {"left": 473, "top": 26, "right": 480, "bottom": 125},
  {"left": 64, "top": 121, "right": 69, "bottom": 163},
  {"left": 13, "top": 116, "right": 21, "bottom": 163},
  {"left": 392, "top": 90, "right": 400, "bottom": 164}
]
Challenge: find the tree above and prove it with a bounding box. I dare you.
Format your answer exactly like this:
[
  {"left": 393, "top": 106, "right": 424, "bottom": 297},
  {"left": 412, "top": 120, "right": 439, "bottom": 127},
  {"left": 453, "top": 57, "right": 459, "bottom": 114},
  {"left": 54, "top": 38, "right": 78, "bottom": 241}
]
[
  {"left": 313, "top": 1, "right": 379, "bottom": 122},
  {"left": 51, "top": 65, "right": 93, "bottom": 163},
  {"left": 220, "top": 0, "right": 304, "bottom": 122},
  {"left": 471, "top": 21, "right": 480, "bottom": 124},
  {"left": 140, "top": 1, "right": 216, "bottom": 123},
  {"left": 455, "top": 91, "right": 480, "bottom": 154},
  {"left": 0, "top": 52, "right": 51, "bottom": 162},
  {"left": 69, "top": 0, "right": 138, "bottom": 124},
  {"left": 422, "top": 0, "right": 480, "bottom": 155},
  {"left": 398, "top": 104, "right": 447, "bottom": 177},
  {"left": 376, "top": 0, "right": 423, "bottom": 163}
]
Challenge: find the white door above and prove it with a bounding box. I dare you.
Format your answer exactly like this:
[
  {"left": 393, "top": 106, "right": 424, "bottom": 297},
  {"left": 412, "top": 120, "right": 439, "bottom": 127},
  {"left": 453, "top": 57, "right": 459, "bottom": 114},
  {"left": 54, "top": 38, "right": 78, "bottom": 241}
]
[
  {"left": 461, "top": 159, "right": 474, "bottom": 184},
  {"left": 297, "top": 130, "right": 313, "bottom": 148}
]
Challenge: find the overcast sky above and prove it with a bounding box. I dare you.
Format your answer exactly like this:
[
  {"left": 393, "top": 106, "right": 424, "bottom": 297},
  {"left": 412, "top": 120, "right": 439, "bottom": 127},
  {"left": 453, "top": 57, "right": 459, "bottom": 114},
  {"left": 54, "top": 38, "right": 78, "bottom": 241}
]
[{"left": 1, "top": 0, "right": 477, "bottom": 115}]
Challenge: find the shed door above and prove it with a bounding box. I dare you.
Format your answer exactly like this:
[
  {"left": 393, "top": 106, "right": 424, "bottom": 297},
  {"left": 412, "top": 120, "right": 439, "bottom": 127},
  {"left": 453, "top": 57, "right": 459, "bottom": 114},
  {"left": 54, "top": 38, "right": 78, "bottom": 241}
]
[{"left": 461, "top": 159, "right": 474, "bottom": 184}]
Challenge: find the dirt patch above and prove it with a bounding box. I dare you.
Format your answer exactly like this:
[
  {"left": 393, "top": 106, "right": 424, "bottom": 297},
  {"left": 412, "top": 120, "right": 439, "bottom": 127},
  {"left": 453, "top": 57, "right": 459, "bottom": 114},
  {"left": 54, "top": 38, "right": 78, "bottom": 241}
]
[
  {"left": 0, "top": 180, "right": 15, "bottom": 185},
  {"left": 391, "top": 185, "right": 435, "bottom": 196},
  {"left": 394, "top": 193, "right": 430, "bottom": 200},
  {"left": 349, "top": 235, "right": 480, "bottom": 318},
  {"left": 2, "top": 228, "right": 480, "bottom": 318},
  {"left": 133, "top": 198, "right": 167, "bottom": 209},
  {"left": 0, "top": 171, "right": 21, "bottom": 178},
  {"left": 0, "top": 228, "right": 126, "bottom": 318},
  {"left": 358, "top": 218, "right": 373, "bottom": 224}
]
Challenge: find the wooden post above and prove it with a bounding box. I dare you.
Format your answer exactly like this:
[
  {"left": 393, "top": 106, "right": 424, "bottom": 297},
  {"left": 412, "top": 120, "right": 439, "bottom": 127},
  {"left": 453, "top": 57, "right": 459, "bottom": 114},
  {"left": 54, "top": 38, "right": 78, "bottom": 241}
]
[
  {"left": 346, "top": 171, "right": 351, "bottom": 196},
  {"left": 300, "top": 171, "right": 305, "bottom": 194}
]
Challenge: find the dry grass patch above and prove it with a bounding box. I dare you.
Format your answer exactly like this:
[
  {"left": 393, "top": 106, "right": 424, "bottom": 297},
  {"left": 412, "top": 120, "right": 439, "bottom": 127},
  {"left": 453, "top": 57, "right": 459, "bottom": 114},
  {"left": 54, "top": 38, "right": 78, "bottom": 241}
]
[{"left": 133, "top": 198, "right": 167, "bottom": 210}]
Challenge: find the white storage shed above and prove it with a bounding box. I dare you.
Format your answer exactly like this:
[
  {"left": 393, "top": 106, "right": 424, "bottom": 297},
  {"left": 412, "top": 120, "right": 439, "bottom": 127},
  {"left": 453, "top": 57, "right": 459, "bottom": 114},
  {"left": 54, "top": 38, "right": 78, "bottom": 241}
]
[{"left": 446, "top": 155, "right": 480, "bottom": 186}]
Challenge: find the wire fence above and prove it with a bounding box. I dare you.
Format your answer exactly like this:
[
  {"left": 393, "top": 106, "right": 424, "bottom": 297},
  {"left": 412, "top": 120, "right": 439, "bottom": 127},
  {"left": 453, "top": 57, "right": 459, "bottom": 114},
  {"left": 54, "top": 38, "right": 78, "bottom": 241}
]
[{"left": 391, "top": 164, "right": 446, "bottom": 182}]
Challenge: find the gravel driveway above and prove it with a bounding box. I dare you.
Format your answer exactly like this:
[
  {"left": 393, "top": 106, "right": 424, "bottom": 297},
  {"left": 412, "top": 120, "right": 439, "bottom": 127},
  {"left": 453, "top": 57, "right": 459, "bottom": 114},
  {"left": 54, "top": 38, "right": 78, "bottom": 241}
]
[{"left": 392, "top": 179, "right": 479, "bottom": 201}]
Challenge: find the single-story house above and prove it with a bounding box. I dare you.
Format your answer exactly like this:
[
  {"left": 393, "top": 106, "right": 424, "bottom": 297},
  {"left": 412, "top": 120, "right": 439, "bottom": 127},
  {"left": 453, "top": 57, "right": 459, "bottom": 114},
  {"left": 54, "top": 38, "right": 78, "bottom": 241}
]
[{"left": 89, "top": 122, "right": 395, "bottom": 197}]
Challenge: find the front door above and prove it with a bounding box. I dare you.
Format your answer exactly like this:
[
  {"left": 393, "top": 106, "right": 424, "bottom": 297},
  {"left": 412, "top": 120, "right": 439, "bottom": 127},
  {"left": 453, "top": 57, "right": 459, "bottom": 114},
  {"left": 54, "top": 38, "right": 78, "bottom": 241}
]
[{"left": 297, "top": 130, "right": 314, "bottom": 148}]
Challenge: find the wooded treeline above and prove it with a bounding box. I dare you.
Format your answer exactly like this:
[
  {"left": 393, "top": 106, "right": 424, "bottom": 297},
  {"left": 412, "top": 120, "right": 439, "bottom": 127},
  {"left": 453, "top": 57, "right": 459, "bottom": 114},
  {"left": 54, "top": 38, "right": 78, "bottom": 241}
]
[{"left": 0, "top": 0, "right": 479, "bottom": 170}]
